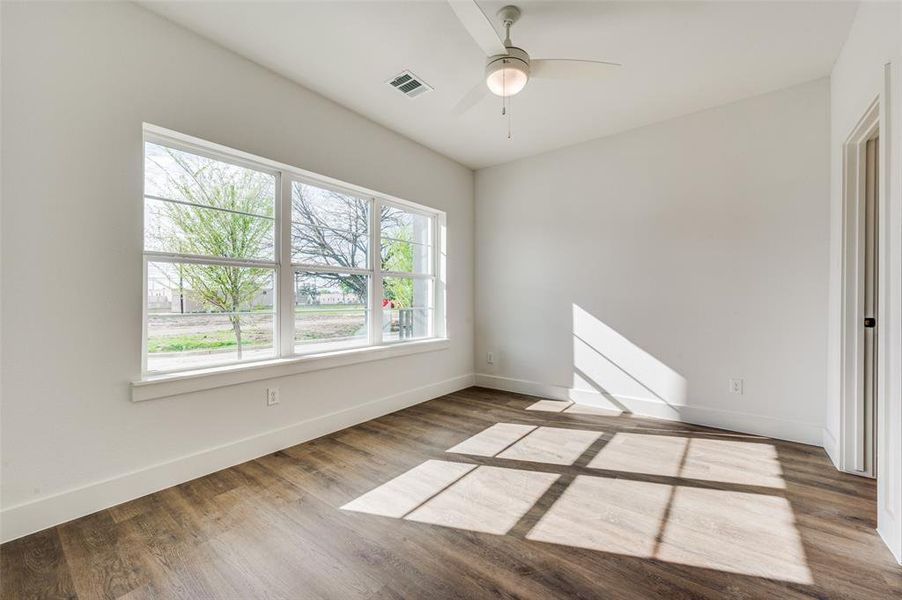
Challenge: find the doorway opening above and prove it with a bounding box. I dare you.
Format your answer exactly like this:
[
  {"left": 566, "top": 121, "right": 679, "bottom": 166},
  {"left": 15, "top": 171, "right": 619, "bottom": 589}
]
[{"left": 840, "top": 99, "right": 880, "bottom": 478}]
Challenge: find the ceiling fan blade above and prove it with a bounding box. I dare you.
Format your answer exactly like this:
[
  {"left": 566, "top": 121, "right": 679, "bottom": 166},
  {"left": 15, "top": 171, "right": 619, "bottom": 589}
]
[
  {"left": 448, "top": 0, "right": 508, "bottom": 57},
  {"left": 531, "top": 59, "right": 622, "bottom": 80},
  {"left": 452, "top": 80, "right": 489, "bottom": 116}
]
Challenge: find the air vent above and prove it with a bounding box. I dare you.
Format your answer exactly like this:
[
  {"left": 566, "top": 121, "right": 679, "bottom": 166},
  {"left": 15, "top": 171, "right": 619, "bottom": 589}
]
[{"left": 386, "top": 70, "right": 433, "bottom": 99}]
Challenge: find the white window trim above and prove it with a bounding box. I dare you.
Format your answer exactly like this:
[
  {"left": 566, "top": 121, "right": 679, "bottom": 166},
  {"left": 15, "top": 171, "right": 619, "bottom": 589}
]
[
  {"left": 132, "top": 338, "right": 450, "bottom": 402},
  {"left": 135, "top": 124, "right": 448, "bottom": 400}
]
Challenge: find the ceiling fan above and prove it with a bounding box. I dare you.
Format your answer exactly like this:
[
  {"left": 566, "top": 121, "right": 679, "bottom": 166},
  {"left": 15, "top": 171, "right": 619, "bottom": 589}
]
[{"left": 449, "top": 1, "right": 622, "bottom": 115}]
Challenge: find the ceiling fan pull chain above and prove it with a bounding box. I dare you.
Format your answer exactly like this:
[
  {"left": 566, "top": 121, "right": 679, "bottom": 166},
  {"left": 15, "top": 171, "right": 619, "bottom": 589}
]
[
  {"left": 501, "top": 64, "right": 507, "bottom": 115},
  {"left": 507, "top": 95, "right": 512, "bottom": 140},
  {"left": 499, "top": 65, "right": 511, "bottom": 139}
]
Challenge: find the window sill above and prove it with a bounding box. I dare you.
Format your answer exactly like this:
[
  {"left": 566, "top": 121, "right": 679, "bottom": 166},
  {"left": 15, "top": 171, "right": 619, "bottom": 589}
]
[{"left": 132, "top": 338, "right": 450, "bottom": 402}]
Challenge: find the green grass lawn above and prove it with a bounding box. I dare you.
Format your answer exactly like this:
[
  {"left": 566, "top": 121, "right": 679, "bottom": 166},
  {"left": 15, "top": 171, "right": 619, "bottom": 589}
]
[
  {"left": 148, "top": 330, "right": 239, "bottom": 353},
  {"left": 148, "top": 307, "right": 367, "bottom": 353}
]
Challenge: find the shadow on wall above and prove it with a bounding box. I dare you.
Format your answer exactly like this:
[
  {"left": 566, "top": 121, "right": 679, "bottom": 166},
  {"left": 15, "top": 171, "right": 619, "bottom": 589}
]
[{"left": 570, "top": 304, "right": 687, "bottom": 417}]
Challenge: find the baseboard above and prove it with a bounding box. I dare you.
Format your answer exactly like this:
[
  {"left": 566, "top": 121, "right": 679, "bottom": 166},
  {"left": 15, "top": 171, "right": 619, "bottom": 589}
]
[
  {"left": 822, "top": 427, "right": 840, "bottom": 468},
  {"left": 877, "top": 523, "right": 902, "bottom": 565},
  {"left": 475, "top": 373, "right": 823, "bottom": 446},
  {"left": 0, "top": 373, "right": 475, "bottom": 544}
]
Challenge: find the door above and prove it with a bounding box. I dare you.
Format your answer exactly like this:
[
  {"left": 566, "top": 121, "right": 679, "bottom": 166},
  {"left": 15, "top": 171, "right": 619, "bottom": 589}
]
[{"left": 862, "top": 135, "right": 879, "bottom": 477}]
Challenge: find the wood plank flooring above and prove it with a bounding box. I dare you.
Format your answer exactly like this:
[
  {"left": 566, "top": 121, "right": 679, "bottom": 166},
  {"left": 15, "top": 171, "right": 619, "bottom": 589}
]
[{"left": 3, "top": 387, "right": 901, "bottom": 599}]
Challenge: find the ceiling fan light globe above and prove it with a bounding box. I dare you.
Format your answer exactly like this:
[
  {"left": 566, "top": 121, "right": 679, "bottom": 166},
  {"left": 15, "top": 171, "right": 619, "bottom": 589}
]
[
  {"left": 485, "top": 55, "right": 529, "bottom": 97},
  {"left": 486, "top": 66, "right": 528, "bottom": 96},
  {"left": 485, "top": 48, "right": 530, "bottom": 97}
]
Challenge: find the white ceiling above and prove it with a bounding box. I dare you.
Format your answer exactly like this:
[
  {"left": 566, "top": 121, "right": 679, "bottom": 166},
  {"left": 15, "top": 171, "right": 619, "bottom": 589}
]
[{"left": 141, "top": 1, "right": 858, "bottom": 169}]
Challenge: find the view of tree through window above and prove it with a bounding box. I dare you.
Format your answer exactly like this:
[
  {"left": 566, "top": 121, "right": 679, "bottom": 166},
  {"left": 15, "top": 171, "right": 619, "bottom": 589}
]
[
  {"left": 144, "top": 142, "right": 276, "bottom": 372},
  {"left": 143, "top": 133, "right": 441, "bottom": 375},
  {"left": 290, "top": 183, "right": 434, "bottom": 348},
  {"left": 380, "top": 207, "right": 433, "bottom": 341}
]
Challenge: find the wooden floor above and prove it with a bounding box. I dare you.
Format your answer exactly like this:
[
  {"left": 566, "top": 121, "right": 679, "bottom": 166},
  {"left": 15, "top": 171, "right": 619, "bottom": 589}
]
[{"left": 3, "top": 387, "right": 901, "bottom": 599}]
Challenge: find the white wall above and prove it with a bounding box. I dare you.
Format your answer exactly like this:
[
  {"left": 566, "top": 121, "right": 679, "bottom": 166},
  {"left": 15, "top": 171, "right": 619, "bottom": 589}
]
[
  {"left": 475, "top": 78, "right": 830, "bottom": 446},
  {"left": 0, "top": 2, "right": 474, "bottom": 542},
  {"left": 826, "top": 1, "right": 902, "bottom": 562}
]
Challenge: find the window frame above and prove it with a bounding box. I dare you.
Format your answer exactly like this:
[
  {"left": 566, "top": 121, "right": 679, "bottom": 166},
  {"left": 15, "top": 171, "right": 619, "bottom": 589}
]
[{"left": 141, "top": 124, "right": 446, "bottom": 380}]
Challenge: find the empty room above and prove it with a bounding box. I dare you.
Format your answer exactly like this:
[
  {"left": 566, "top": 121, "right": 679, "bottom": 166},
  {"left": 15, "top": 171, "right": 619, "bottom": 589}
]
[{"left": 2, "top": 0, "right": 902, "bottom": 598}]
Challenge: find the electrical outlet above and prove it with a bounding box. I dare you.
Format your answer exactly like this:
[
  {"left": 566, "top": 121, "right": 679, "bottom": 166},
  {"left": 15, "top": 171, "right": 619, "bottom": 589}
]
[
  {"left": 729, "top": 378, "right": 744, "bottom": 395},
  {"left": 266, "top": 387, "right": 280, "bottom": 406},
  {"left": 487, "top": 351, "right": 495, "bottom": 365}
]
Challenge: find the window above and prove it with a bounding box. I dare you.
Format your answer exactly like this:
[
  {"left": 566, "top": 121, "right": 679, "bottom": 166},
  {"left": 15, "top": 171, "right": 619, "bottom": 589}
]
[
  {"left": 380, "top": 205, "right": 435, "bottom": 342},
  {"left": 142, "top": 129, "right": 444, "bottom": 376},
  {"left": 291, "top": 181, "right": 371, "bottom": 354}
]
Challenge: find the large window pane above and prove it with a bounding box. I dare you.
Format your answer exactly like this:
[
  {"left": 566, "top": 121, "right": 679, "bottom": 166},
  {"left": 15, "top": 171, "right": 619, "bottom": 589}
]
[
  {"left": 382, "top": 277, "right": 432, "bottom": 342},
  {"left": 292, "top": 223, "right": 367, "bottom": 268},
  {"left": 144, "top": 142, "right": 275, "bottom": 261},
  {"left": 380, "top": 206, "right": 432, "bottom": 274},
  {"left": 381, "top": 206, "right": 432, "bottom": 244},
  {"left": 292, "top": 182, "right": 369, "bottom": 268},
  {"left": 146, "top": 262, "right": 275, "bottom": 372},
  {"left": 295, "top": 272, "right": 369, "bottom": 352},
  {"left": 380, "top": 238, "right": 431, "bottom": 274},
  {"left": 144, "top": 197, "right": 274, "bottom": 261},
  {"left": 144, "top": 142, "right": 275, "bottom": 218}
]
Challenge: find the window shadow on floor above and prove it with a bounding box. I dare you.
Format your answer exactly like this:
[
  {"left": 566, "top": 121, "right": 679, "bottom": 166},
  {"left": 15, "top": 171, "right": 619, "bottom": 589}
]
[{"left": 342, "top": 407, "right": 814, "bottom": 587}]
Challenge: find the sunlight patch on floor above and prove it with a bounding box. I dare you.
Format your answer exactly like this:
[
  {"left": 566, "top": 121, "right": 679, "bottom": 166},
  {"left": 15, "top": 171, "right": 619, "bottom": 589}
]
[
  {"left": 448, "top": 423, "right": 601, "bottom": 466},
  {"left": 527, "top": 476, "right": 670, "bottom": 557},
  {"left": 446, "top": 423, "right": 536, "bottom": 457},
  {"left": 588, "top": 433, "right": 785, "bottom": 489},
  {"left": 588, "top": 432, "right": 687, "bottom": 476},
  {"left": 342, "top": 459, "right": 558, "bottom": 535},
  {"left": 528, "top": 476, "right": 811, "bottom": 584},
  {"left": 525, "top": 399, "right": 622, "bottom": 416},
  {"left": 496, "top": 426, "right": 602, "bottom": 465},
  {"left": 341, "top": 460, "right": 476, "bottom": 518},
  {"left": 406, "top": 465, "right": 559, "bottom": 535},
  {"left": 679, "top": 437, "right": 785, "bottom": 489},
  {"left": 526, "top": 399, "right": 570, "bottom": 413},
  {"left": 657, "top": 486, "right": 811, "bottom": 583},
  {"left": 343, "top": 416, "right": 806, "bottom": 585}
]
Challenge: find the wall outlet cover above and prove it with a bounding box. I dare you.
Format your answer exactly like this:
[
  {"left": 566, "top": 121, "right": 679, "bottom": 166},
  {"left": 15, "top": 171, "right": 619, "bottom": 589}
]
[{"left": 266, "top": 387, "right": 280, "bottom": 406}]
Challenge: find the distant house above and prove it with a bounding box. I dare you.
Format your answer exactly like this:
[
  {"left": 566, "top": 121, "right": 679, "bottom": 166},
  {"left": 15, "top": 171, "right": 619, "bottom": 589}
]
[{"left": 146, "top": 274, "right": 274, "bottom": 313}]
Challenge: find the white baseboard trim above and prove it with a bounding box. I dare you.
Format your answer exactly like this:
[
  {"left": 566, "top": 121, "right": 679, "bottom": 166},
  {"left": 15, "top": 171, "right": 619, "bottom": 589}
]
[
  {"left": 877, "top": 523, "right": 902, "bottom": 565},
  {"left": 475, "top": 374, "right": 823, "bottom": 446},
  {"left": 822, "top": 427, "right": 840, "bottom": 468},
  {"left": 1, "top": 373, "right": 475, "bottom": 544}
]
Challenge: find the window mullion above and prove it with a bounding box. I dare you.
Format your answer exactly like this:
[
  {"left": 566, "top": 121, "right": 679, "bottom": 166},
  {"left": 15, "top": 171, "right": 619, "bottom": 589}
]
[
  {"left": 434, "top": 213, "right": 446, "bottom": 338},
  {"left": 372, "top": 197, "right": 383, "bottom": 347},
  {"left": 379, "top": 270, "right": 434, "bottom": 279},
  {"left": 141, "top": 256, "right": 149, "bottom": 375},
  {"left": 278, "top": 173, "right": 295, "bottom": 357},
  {"left": 143, "top": 252, "right": 276, "bottom": 269},
  {"left": 290, "top": 264, "right": 373, "bottom": 276}
]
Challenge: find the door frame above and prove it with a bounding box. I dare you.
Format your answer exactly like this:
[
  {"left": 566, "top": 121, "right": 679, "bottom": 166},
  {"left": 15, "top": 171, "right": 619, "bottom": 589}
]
[{"left": 839, "top": 98, "right": 881, "bottom": 477}]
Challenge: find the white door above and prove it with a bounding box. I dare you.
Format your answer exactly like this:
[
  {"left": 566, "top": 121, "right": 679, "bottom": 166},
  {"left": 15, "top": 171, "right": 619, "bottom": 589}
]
[{"left": 862, "top": 135, "right": 879, "bottom": 477}]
